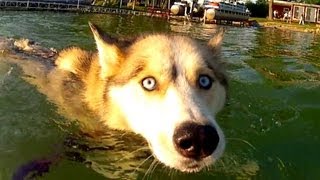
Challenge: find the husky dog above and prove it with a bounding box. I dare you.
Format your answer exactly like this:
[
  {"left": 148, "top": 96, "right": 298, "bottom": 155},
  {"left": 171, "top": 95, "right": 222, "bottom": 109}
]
[{"left": 2, "top": 22, "right": 228, "bottom": 173}]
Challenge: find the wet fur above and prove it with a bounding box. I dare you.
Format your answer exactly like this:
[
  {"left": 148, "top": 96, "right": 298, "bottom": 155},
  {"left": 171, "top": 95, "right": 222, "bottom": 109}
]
[{"left": 1, "top": 23, "right": 228, "bottom": 172}]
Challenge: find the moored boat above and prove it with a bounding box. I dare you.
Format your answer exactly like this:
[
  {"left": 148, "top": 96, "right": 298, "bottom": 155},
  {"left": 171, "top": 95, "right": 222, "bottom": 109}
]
[{"left": 170, "top": 0, "right": 250, "bottom": 22}]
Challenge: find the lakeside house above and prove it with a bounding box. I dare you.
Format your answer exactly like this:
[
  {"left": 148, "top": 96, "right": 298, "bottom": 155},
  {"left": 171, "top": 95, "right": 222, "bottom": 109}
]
[{"left": 272, "top": 0, "right": 320, "bottom": 23}]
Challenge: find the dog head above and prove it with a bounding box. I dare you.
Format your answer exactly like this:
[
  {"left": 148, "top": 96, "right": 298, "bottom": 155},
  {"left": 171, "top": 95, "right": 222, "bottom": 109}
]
[{"left": 89, "top": 22, "right": 227, "bottom": 172}]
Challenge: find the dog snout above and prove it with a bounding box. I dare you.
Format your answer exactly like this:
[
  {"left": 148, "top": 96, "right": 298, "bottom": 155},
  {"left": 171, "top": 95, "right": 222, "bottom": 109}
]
[{"left": 173, "top": 122, "right": 219, "bottom": 160}]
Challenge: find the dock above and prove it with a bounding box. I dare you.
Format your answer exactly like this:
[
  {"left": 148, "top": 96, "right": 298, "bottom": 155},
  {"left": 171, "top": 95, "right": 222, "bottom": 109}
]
[{"left": 0, "top": 0, "right": 170, "bottom": 18}]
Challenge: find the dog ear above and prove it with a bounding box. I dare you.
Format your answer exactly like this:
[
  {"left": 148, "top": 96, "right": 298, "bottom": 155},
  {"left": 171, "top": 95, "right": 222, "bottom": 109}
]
[
  {"left": 207, "top": 28, "right": 225, "bottom": 55},
  {"left": 89, "top": 22, "right": 123, "bottom": 79}
]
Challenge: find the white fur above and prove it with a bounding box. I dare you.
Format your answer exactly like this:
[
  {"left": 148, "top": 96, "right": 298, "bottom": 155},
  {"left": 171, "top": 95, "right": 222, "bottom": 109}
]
[
  {"left": 109, "top": 75, "right": 226, "bottom": 172},
  {"left": 92, "top": 31, "right": 227, "bottom": 172}
]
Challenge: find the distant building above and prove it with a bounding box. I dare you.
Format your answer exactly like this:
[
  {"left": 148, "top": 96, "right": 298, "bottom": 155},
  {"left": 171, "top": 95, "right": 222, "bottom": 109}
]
[{"left": 272, "top": 0, "right": 320, "bottom": 23}]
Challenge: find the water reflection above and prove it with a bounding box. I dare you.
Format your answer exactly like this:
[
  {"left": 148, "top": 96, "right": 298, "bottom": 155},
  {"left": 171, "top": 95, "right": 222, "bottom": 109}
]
[{"left": 63, "top": 131, "right": 150, "bottom": 179}]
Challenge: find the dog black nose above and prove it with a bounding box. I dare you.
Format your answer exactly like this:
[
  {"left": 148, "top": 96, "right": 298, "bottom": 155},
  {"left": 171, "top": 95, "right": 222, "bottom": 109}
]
[{"left": 173, "top": 122, "right": 219, "bottom": 159}]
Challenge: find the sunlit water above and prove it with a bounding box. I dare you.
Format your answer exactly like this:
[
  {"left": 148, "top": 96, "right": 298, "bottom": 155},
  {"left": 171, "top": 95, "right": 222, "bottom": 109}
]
[{"left": 0, "top": 11, "right": 319, "bottom": 179}]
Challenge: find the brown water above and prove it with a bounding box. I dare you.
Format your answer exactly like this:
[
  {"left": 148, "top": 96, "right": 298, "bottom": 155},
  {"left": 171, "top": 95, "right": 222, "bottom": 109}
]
[{"left": 0, "top": 11, "right": 319, "bottom": 179}]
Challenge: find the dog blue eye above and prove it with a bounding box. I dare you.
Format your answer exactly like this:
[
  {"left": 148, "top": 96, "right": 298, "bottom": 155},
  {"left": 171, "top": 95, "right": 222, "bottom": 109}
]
[
  {"left": 142, "top": 77, "right": 157, "bottom": 91},
  {"left": 198, "top": 75, "right": 212, "bottom": 89}
]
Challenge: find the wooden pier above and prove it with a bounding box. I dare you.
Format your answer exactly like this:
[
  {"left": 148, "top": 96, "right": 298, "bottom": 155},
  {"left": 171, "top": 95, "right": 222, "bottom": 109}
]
[{"left": 0, "top": 0, "right": 170, "bottom": 18}]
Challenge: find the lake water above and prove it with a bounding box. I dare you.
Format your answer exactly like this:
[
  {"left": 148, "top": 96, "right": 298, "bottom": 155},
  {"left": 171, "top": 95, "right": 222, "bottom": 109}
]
[{"left": 0, "top": 11, "right": 319, "bottom": 179}]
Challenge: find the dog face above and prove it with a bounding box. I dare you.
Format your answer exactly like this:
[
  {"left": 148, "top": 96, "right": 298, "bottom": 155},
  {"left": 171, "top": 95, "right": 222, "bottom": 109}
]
[{"left": 89, "top": 23, "right": 227, "bottom": 172}]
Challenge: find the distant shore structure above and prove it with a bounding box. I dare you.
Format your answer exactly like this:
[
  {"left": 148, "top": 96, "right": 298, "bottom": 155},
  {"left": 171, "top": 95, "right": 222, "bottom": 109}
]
[
  {"left": 170, "top": 0, "right": 250, "bottom": 24},
  {"left": 0, "top": 0, "right": 254, "bottom": 25},
  {"left": 0, "top": 0, "right": 170, "bottom": 18},
  {"left": 272, "top": 0, "right": 320, "bottom": 24}
]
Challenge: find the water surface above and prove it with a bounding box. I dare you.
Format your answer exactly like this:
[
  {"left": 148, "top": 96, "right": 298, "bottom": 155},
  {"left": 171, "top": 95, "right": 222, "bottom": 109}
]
[{"left": 0, "top": 11, "right": 319, "bottom": 179}]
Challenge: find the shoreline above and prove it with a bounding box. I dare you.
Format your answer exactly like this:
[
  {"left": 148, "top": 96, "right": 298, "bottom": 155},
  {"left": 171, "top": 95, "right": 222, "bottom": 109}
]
[
  {"left": 2, "top": 3, "right": 320, "bottom": 34},
  {"left": 252, "top": 18, "right": 320, "bottom": 34}
]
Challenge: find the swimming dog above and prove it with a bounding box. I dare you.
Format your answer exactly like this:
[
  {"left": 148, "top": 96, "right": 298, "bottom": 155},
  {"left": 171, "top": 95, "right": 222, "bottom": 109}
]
[{"left": 2, "top": 22, "right": 228, "bottom": 173}]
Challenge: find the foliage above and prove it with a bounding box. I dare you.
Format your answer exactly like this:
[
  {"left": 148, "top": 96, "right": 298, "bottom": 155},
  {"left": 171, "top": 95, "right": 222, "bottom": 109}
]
[
  {"left": 306, "top": 0, "right": 320, "bottom": 5},
  {"left": 256, "top": 0, "right": 268, "bottom": 4},
  {"left": 246, "top": 0, "right": 268, "bottom": 18},
  {"left": 295, "top": 0, "right": 320, "bottom": 5}
]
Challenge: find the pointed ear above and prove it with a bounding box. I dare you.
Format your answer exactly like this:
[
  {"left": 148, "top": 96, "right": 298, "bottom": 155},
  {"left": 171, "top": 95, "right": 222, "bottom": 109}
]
[
  {"left": 207, "top": 28, "right": 225, "bottom": 55},
  {"left": 89, "top": 22, "right": 123, "bottom": 79}
]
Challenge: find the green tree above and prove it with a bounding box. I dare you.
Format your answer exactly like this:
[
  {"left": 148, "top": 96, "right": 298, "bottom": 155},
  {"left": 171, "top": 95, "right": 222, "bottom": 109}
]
[
  {"left": 304, "top": 0, "right": 320, "bottom": 4},
  {"left": 292, "top": 0, "right": 320, "bottom": 4},
  {"left": 246, "top": 0, "right": 268, "bottom": 18}
]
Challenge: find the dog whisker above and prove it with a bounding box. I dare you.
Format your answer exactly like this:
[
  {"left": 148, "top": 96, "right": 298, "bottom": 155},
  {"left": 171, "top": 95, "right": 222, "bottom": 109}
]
[
  {"left": 168, "top": 168, "right": 173, "bottom": 179},
  {"left": 120, "top": 131, "right": 130, "bottom": 138},
  {"left": 149, "top": 160, "right": 160, "bottom": 178},
  {"left": 131, "top": 154, "right": 153, "bottom": 176},
  {"left": 229, "top": 156, "right": 239, "bottom": 166},
  {"left": 218, "top": 157, "right": 226, "bottom": 166},
  {"left": 275, "top": 156, "right": 286, "bottom": 169},
  {"left": 146, "top": 161, "right": 159, "bottom": 180},
  {"left": 142, "top": 158, "right": 158, "bottom": 180},
  {"left": 171, "top": 168, "right": 178, "bottom": 179},
  {"left": 142, "top": 160, "right": 153, "bottom": 180},
  {"left": 205, "top": 165, "right": 210, "bottom": 172},
  {"left": 116, "top": 146, "right": 149, "bottom": 162},
  {"left": 227, "top": 138, "right": 257, "bottom": 150}
]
